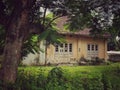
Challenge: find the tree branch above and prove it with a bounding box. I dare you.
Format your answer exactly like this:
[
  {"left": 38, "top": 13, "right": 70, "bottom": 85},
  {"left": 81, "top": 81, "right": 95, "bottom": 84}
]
[
  {"left": 42, "top": 7, "right": 47, "bottom": 25},
  {"left": 45, "top": 15, "right": 63, "bottom": 30}
]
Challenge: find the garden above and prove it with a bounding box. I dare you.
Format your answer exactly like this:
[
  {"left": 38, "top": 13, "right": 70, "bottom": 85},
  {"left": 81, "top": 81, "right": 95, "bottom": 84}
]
[{"left": 1, "top": 63, "right": 120, "bottom": 90}]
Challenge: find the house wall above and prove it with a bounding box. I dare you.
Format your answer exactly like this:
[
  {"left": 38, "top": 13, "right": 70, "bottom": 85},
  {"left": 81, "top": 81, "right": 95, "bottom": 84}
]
[
  {"left": 77, "top": 36, "right": 107, "bottom": 60},
  {"left": 47, "top": 35, "right": 78, "bottom": 64},
  {"left": 22, "top": 35, "right": 108, "bottom": 65},
  {"left": 22, "top": 41, "right": 46, "bottom": 66},
  {"left": 46, "top": 35, "right": 108, "bottom": 64}
]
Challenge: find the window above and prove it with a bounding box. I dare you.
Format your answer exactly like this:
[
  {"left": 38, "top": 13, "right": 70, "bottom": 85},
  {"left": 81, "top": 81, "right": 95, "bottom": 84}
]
[
  {"left": 55, "top": 43, "right": 73, "bottom": 53},
  {"left": 92, "top": 45, "right": 94, "bottom": 50},
  {"left": 60, "top": 44, "right": 64, "bottom": 52},
  {"left": 65, "top": 43, "right": 68, "bottom": 52},
  {"left": 87, "top": 44, "right": 98, "bottom": 59},
  {"left": 87, "top": 44, "right": 90, "bottom": 51},
  {"left": 60, "top": 44, "right": 63, "bottom": 48},
  {"left": 95, "top": 45, "right": 98, "bottom": 51},
  {"left": 87, "top": 44, "right": 98, "bottom": 51},
  {"left": 55, "top": 45, "right": 58, "bottom": 52},
  {"left": 69, "top": 44, "right": 72, "bottom": 52}
]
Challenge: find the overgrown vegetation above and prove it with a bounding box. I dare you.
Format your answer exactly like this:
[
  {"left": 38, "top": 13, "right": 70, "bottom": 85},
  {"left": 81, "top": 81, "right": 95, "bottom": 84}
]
[
  {"left": 78, "top": 57, "right": 105, "bottom": 65},
  {"left": 0, "top": 63, "right": 120, "bottom": 90}
]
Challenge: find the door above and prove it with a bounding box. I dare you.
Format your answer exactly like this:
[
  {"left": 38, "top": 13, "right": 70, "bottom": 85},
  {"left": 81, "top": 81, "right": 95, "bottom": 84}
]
[{"left": 87, "top": 44, "right": 98, "bottom": 59}]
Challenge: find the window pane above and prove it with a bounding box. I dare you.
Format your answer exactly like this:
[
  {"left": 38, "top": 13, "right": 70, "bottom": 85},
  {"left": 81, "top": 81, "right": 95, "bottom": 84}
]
[
  {"left": 88, "top": 44, "right": 90, "bottom": 51},
  {"left": 55, "top": 45, "right": 58, "bottom": 52},
  {"left": 92, "top": 45, "right": 94, "bottom": 50},
  {"left": 65, "top": 43, "right": 68, "bottom": 52},
  {"left": 60, "top": 44, "right": 63, "bottom": 48},
  {"left": 95, "top": 45, "right": 98, "bottom": 51},
  {"left": 69, "top": 43, "right": 72, "bottom": 52}
]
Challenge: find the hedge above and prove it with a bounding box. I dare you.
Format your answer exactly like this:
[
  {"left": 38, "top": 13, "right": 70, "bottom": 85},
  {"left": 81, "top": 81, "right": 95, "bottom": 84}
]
[{"left": 0, "top": 63, "right": 120, "bottom": 90}]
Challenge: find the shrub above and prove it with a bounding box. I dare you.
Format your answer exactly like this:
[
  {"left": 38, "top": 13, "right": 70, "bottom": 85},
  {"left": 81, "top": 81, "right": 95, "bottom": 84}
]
[
  {"left": 70, "top": 77, "right": 84, "bottom": 90},
  {"left": 82, "top": 78, "right": 103, "bottom": 90},
  {"left": 16, "top": 68, "right": 47, "bottom": 90},
  {"left": 102, "top": 73, "right": 112, "bottom": 90},
  {"left": 91, "top": 57, "right": 105, "bottom": 65},
  {"left": 46, "top": 67, "right": 71, "bottom": 90},
  {"left": 78, "top": 57, "right": 105, "bottom": 65},
  {"left": 78, "top": 57, "right": 90, "bottom": 65},
  {"left": 1, "top": 64, "right": 120, "bottom": 90},
  {"left": 102, "top": 65, "right": 120, "bottom": 90}
]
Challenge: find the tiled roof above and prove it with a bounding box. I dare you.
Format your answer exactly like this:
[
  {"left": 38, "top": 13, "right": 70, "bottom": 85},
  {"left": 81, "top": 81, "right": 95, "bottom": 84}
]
[
  {"left": 56, "top": 16, "right": 91, "bottom": 36},
  {"left": 56, "top": 16, "right": 110, "bottom": 38}
]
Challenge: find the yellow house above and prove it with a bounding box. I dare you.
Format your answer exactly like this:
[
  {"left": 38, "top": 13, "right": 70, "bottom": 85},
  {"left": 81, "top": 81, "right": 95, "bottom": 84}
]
[
  {"left": 22, "top": 17, "right": 108, "bottom": 65},
  {"left": 39, "top": 17, "right": 108, "bottom": 65},
  {"left": 42, "top": 30, "right": 107, "bottom": 65}
]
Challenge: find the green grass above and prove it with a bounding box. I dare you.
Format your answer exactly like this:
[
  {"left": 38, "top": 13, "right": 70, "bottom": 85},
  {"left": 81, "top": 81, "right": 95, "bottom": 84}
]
[
  {"left": 4, "top": 63, "right": 119, "bottom": 90},
  {"left": 18, "top": 63, "right": 120, "bottom": 79},
  {"left": 0, "top": 60, "right": 120, "bottom": 90}
]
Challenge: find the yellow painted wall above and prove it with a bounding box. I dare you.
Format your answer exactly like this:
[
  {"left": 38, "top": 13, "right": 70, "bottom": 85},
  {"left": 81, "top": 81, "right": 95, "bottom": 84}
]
[
  {"left": 46, "top": 35, "right": 108, "bottom": 64},
  {"left": 78, "top": 36, "right": 107, "bottom": 60}
]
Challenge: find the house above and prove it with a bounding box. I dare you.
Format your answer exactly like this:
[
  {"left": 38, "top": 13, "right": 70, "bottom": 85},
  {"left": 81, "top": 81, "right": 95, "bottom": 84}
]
[
  {"left": 38, "top": 17, "right": 108, "bottom": 65},
  {"left": 22, "top": 17, "right": 108, "bottom": 65}
]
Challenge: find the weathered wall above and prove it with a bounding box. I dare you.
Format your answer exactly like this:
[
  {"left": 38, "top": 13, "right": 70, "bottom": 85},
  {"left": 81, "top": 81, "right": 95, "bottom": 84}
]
[
  {"left": 47, "top": 35, "right": 78, "bottom": 64},
  {"left": 46, "top": 35, "right": 108, "bottom": 64},
  {"left": 22, "top": 41, "right": 46, "bottom": 65},
  {"left": 78, "top": 36, "right": 108, "bottom": 60},
  {"left": 22, "top": 35, "right": 108, "bottom": 65},
  {"left": 22, "top": 53, "right": 39, "bottom": 65}
]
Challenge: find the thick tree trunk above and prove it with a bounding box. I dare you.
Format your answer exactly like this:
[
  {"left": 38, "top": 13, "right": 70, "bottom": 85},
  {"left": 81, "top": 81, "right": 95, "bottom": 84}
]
[
  {"left": 1, "top": 37, "right": 23, "bottom": 84},
  {"left": 0, "top": 1, "right": 36, "bottom": 88}
]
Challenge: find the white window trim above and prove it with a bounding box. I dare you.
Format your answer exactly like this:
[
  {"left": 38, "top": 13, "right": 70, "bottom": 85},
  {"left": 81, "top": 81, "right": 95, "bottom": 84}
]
[
  {"left": 55, "top": 43, "right": 73, "bottom": 55},
  {"left": 87, "top": 44, "right": 99, "bottom": 59}
]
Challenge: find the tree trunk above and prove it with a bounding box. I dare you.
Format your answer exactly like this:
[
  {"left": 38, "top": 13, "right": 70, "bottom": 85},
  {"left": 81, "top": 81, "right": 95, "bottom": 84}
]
[
  {"left": 0, "top": 0, "right": 35, "bottom": 88},
  {"left": 1, "top": 37, "right": 23, "bottom": 84}
]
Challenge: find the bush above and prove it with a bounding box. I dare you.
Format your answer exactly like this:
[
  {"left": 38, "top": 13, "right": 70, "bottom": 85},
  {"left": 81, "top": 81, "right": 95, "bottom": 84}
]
[
  {"left": 15, "top": 68, "right": 47, "bottom": 90},
  {"left": 1, "top": 64, "right": 120, "bottom": 90},
  {"left": 78, "top": 57, "right": 105, "bottom": 65},
  {"left": 82, "top": 78, "right": 103, "bottom": 90},
  {"left": 78, "top": 57, "right": 90, "bottom": 65},
  {"left": 102, "top": 73, "right": 112, "bottom": 90},
  {"left": 91, "top": 57, "right": 105, "bottom": 65},
  {"left": 46, "top": 67, "right": 71, "bottom": 90}
]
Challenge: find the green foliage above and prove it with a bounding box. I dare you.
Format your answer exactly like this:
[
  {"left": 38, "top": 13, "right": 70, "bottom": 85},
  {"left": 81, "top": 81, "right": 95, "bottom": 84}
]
[
  {"left": 39, "top": 13, "right": 66, "bottom": 45},
  {"left": 1, "top": 64, "right": 120, "bottom": 90},
  {"left": 102, "top": 73, "right": 112, "bottom": 90},
  {"left": 15, "top": 68, "right": 48, "bottom": 90},
  {"left": 78, "top": 57, "right": 105, "bottom": 65},
  {"left": 46, "top": 67, "right": 71, "bottom": 90},
  {"left": 107, "top": 27, "right": 120, "bottom": 50},
  {"left": 22, "top": 34, "right": 39, "bottom": 57}
]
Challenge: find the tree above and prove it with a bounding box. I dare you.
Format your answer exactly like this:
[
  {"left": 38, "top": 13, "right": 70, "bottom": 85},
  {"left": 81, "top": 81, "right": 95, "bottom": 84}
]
[
  {"left": 0, "top": 0, "right": 66, "bottom": 86},
  {"left": 0, "top": 0, "right": 38, "bottom": 87},
  {"left": 66, "top": 0, "right": 120, "bottom": 29},
  {"left": 0, "top": 26, "right": 39, "bottom": 58},
  {"left": 65, "top": 0, "right": 120, "bottom": 50}
]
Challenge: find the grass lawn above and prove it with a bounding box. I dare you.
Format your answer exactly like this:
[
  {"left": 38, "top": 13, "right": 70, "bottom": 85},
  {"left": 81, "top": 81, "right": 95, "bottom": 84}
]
[
  {"left": 19, "top": 63, "right": 120, "bottom": 79},
  {"left": 2, "top": 63, "right": 119, "bottom": 90},
  {"left": 0, "top": 56, "right": 120, "bottom": 90}
]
